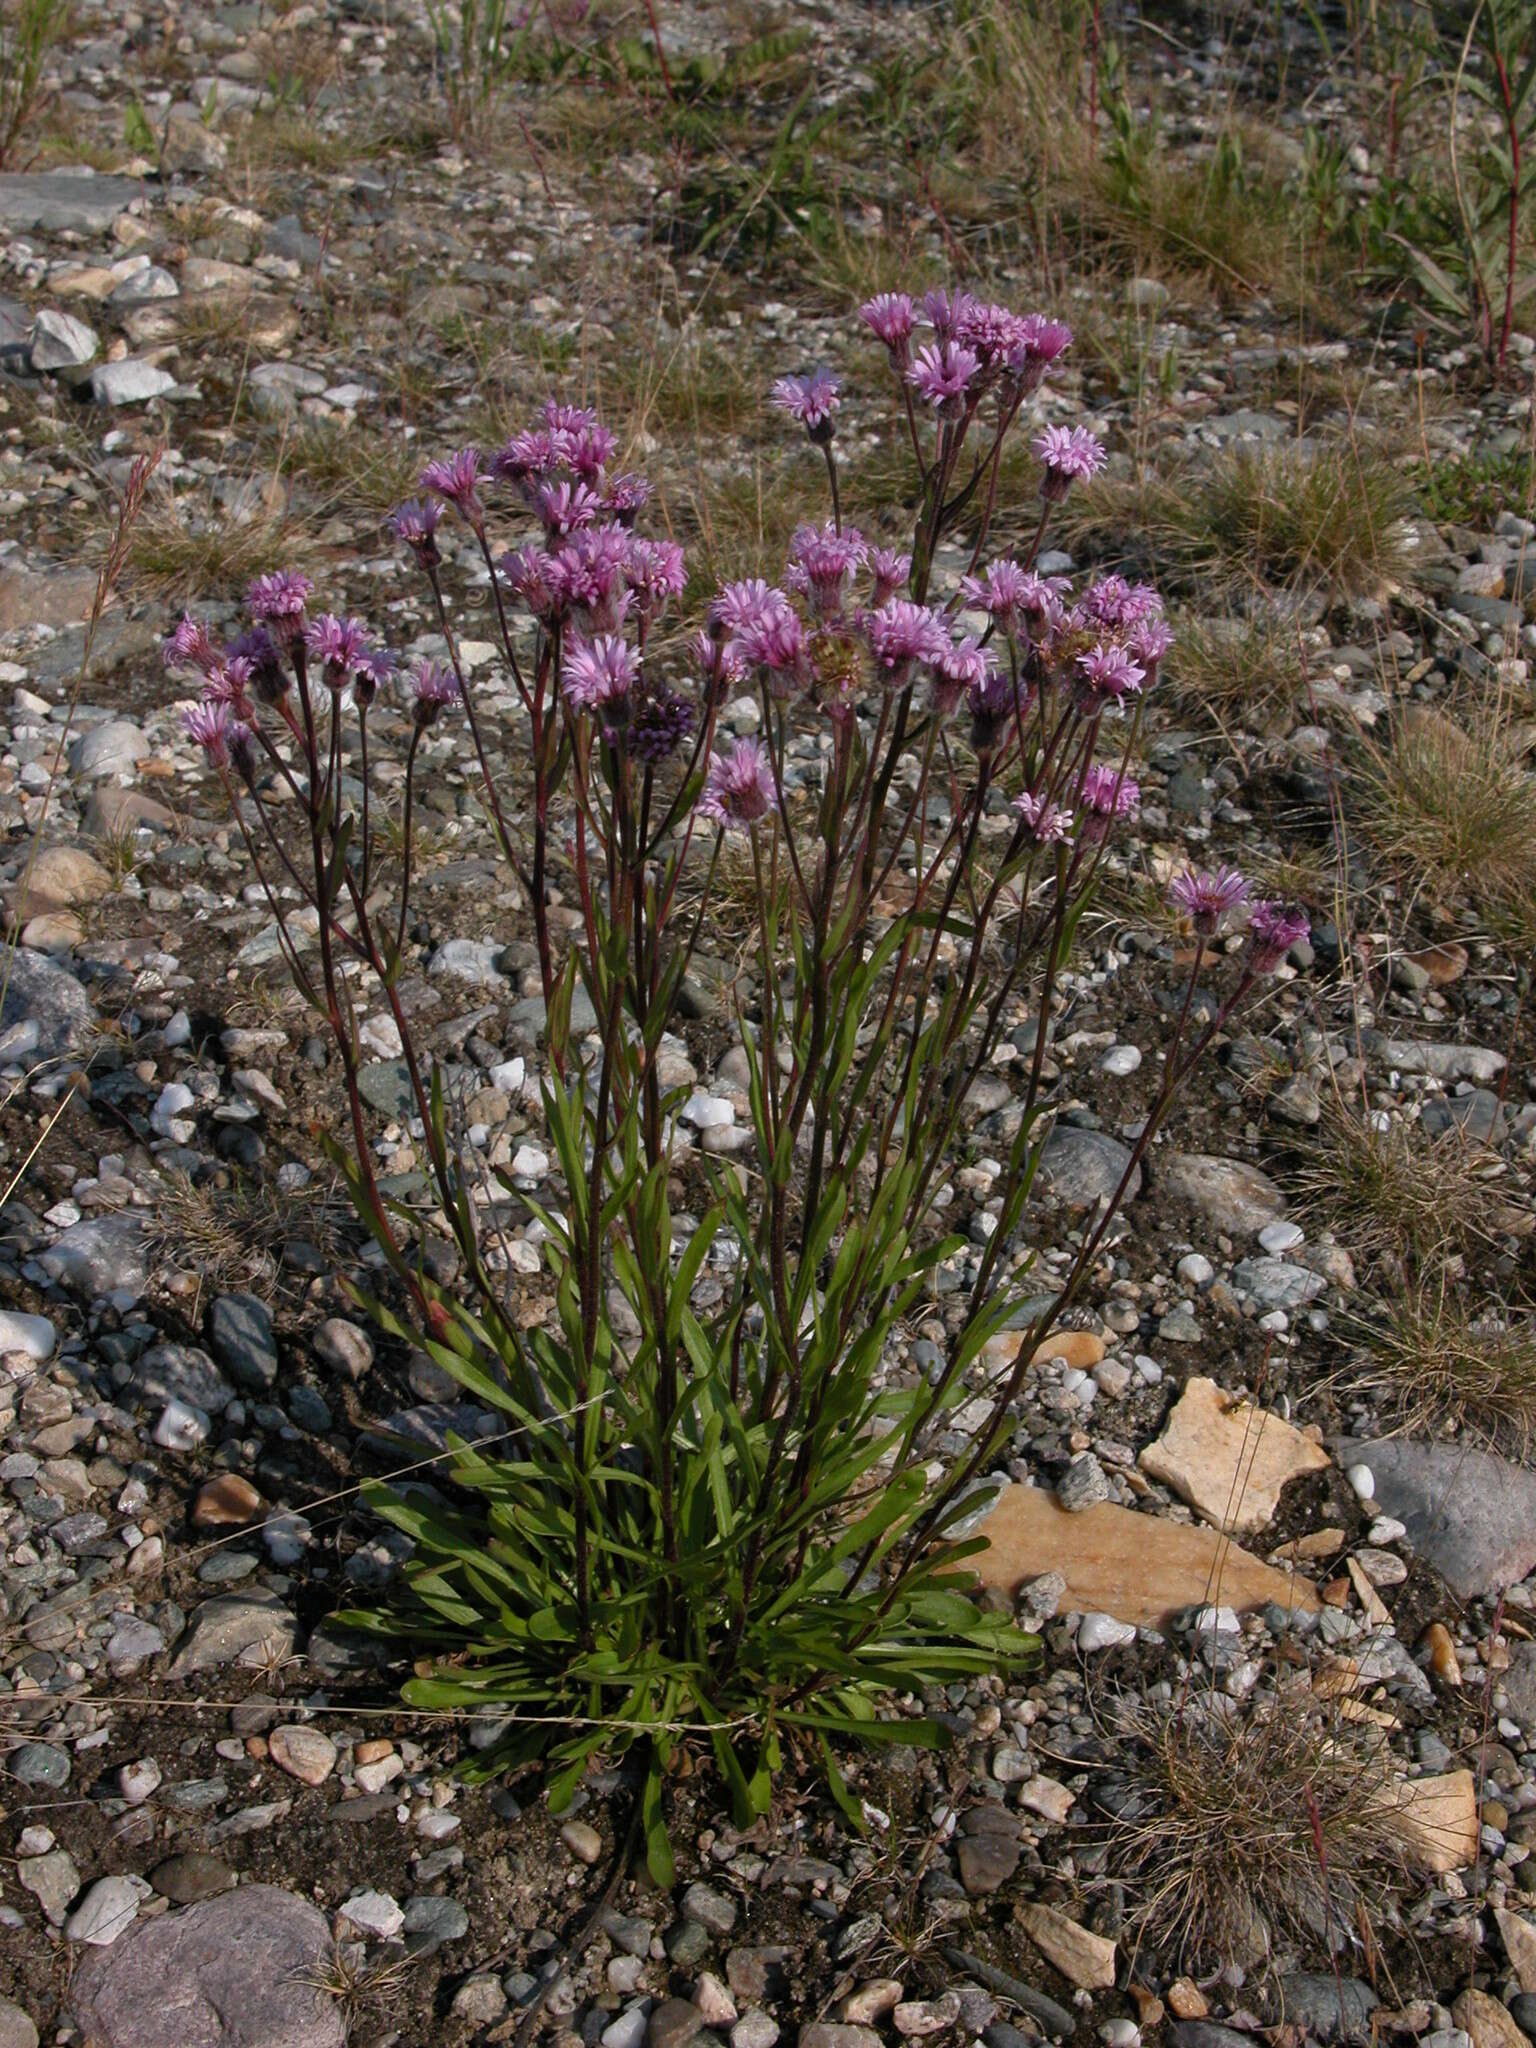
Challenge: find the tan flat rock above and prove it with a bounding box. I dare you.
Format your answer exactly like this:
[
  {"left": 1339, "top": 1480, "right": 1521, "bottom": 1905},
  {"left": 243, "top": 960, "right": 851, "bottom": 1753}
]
[
  {"left": 1496, "top": 1906, "right": 1536, "bottom": 1993},
  {"left": 969, "top": 1483, "right": 1321, "bottom": 1628},
  {"left": 1139, "top": 1375, "right": 1330, "bottom": 1537},
  {"left": 1377, "top": 1768, "right": 1479, "bottom": 1874},
  {"left": 1016, "top": 1904, "right": 1116, "bottom": 1991},
  {"left": 1455, "top": 1989, "right": 1529, "bottom": 2048}
]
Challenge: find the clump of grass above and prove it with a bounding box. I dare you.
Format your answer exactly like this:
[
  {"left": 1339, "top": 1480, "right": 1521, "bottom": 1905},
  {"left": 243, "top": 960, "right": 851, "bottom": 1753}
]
[
  {"left": 1353, "top": 1286, "right": 1536, "bottom": 1457},
  {"left": 129, "top": 498, "right": 304, "bottom": 603},
  {"left": 151, "top": 1168, "right": 346, "bottom": 1295},
  {"left": 1063, "top": 443, "right": 1412, "bottom": 598},
  {"left": 1357, "top": 704, "right": 1536, "bottom": 926},
  {"left": 1289, "top": 1096, "right": 1503, "bottom": 1269},
  {"left": 1169, "top": 611, "right": 1307, "bottom": 731},
  {"left": 1106, "top": 1692, "right": 1409, "bottom": 1973},
  {"left": 0, "top": 0, "right": 66, "bottom": 167},
  {"left": 1410, "top": 445, "right": 1536, "bottom": 529},
  {"left": 284, "top": 423, "right": 422, "bottom": 518}
]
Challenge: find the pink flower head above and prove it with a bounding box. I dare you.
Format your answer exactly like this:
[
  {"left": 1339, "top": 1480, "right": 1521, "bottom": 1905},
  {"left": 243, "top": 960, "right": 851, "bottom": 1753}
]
[
  {"left": 860, "top": 292, "right": 916, "bottom": 360},
  {"left": 246, "top": 570, "right": 312, "bottom": 642},
  {"left": 352, "top": 645, "right": 395, "bottom": 709},
  {"left": 163, "top": 613, "right": 219, "bottom": 676},
  {"left": 1081, "top": 574, "right": 1163, "bottom": 628},
  {"left": 698, "top": 738, "right": 778, "bottom": 831},
  {"left": 771, "top": 368, "right": 841, "bottom": 443},
  {"left": 692, "top": 629, "right": 747, "bottom": 697},
  {"left": 1078, "top": 762, "right": 1140, "bottom": 839},
  {"left": 420, "top": 447, "right": 485, "bottom": 526},
  {"left": 736, "top": 605, "right": 809, "bottom": 695},
  {"left": 908, "top": 339, "right": 980, "bottom": 414},
  {"left": 544, "top": 399, "right": 601, "bottom": 436},
  {"left": 967, "top": 663, "right": 1018, "bottom": 749},
  {"left": 1034, "top": 424, "right": 1106, "bottom": 500},
  {"left": 535, "top": 478, "right": 603, "bottom": 539},
  {"left": 1014, "top": 790, "right": 1074, "bottom": 842},
  {"left": 867, "top": 598, "right": 949, "bottom": 682},
  {"left": 500, "top": 545, "right": 563, "bottom": 622},
  {"left": 787, "top": 521, "right": 867, "bottom": 618},
  {"left": 410, "top": 658, "right": 460, "bottom": 729},
  {"left": 387, "top": 497, "right": 443, "bottom": 566},
  {"left": 867, "top": 547, "right": 911, "bottom": 605},
  {"left": 203, "top": 656, "right": 254, "bottom": 708},
  {"left": 563, "top": 633, "right": 640, "bottom": 717},
  {"left": 1128, "top": 617, "right": 1173, "bottom": 678},
  {"left": 961, "top": 560, "right": 1066, "bottom": 639},
  {"left": 183, "top": 698, "right": 234, "bottom": 765},
  {"left": 1247, "top": 898, "right": 1310, "bottom": 972},
  {"left": 1075, "top": 641, "right": 1146, "bottom": 710},
  {"left": 919, "top": 288, "right": 970, "bottom": 338},
  {"left": 305, "top": 613, "right": 371, "bottom": 689},
  {"left": 711, "top": 578, "right": 793, "bottom": 640},
  {"left": 1169, "top": 863, "right": 1251, "bottom": 935},
  {"left": 933, "top": 633, "right": 995, "bottom": 713},
  {"left": 494, "top": 428, "right": 563, "bottom": 491},
  {"left": 1005, "top": 314, "right": 1073, "bottom": 392},
  {"left": 559, "top": 420, "right": 618, "bottom": 481},
  {"left": 954, "top": 298, "right": 1029, "bottom": 369},
  {"left": 601, "top": 472, "right": 650, "bottom": 522},
  {"left": 624, "top": 536, "right": 687, "bottom": 619},
  {"left": 228, "top": 625, "right": 288, "bottom": 705},
  {"left": 553, "top": 524, "right": 634, "bottom": 632}
]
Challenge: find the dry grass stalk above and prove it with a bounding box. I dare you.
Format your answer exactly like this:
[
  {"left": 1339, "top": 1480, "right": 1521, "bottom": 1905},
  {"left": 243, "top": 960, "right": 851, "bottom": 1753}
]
[
  {"left": 1289, "top": 1095, "right": 1505, "bottom": 1268},
  {"left": 1352, "top": 1285, "right": 1536, "bottom": 1458}
]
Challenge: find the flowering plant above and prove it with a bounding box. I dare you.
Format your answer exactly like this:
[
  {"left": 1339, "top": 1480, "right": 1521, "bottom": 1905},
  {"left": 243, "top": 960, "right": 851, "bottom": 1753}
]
[{"left": 170, "top": 288, "right": 1305, "bottom": 1866}]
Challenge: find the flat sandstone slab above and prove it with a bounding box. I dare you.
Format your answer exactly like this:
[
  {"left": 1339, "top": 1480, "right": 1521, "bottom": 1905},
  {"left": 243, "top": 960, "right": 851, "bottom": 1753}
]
[
  {"left": 1140, "top": 1375, "right": 1330, "bottom": 1537},
  {"left": 970, "top": 1484, "right": 1321, "bottom": 1628}
]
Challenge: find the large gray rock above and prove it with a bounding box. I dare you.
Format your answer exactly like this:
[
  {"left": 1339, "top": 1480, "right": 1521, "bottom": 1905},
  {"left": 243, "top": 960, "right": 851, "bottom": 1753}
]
[
  {"left": 1036, "top": 1125, "right": 1141, "bottom": 1208},
  {"left": 70, "top": 719, "right": 149, "bottom": 779},
  {"left": 1344, "top": 1439, "right": 1536, "bottom": 1599},
  {"left": 30, "top": 307, "right": 98, "bottom": 371},
  {"left": 208, "top": 1293, "right": 278, "bottom": 1392},
  {"left": 169, "top": 1589, "right": 296, "bottom": 1677},
  {"left": 0, "top": 172, "right": 142, "bottom": 233},
  {"left": 1155, "top": 1151, "right": 1286, "bottom": 1235},
  {"left": 90, "top": 361, "right": 177, "bottom": 406},
  {"left": 1, "top": 947, "right": 94, "bottom": 1059},
  {"left": 0, "top": 1995, "right": 38, "bottom": 2048},
  {"left": 40, "top": 1214, "right": 148, "bottom": 1301},
  {"left": 1363, "top": 1033, "right": 1506, "bottom": 1084},
  {"left": 69, "top": 1884, "right": 345, "bottom": 2048}
]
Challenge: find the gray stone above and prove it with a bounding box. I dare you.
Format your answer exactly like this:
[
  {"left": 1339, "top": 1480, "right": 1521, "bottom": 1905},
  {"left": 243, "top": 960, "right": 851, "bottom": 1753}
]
[
  {"left": 70, "top": 1884, "right": 346, "bottom": 2048},
  {"left": 0, "top": 1997, "right": 39, "bottom": 2048},
  {"left": 137, "top": 1343, "right": 234, "bottom": 1414},
  {"left": 1420, "top": 1090, "right": 1505, "bottom": 1143},
  {"left": 70, "top": 719, "right": 150, "bottom": 778},
  {"left": 1274, "top": 1974, "right": 1378, "bottom": 2042},
  {"left": 67, "top": 1875, "right": 147, "bottom": 1946},
  {"left": 1231, "top": 1257, "right": 1327, "bottom": 1310},
  {"left": 149, "top": 1855, "right": 236, "bottom": 1904},
  {"left": 41, "top": 1214, "right": 148, "bottom": 1301},
  {"left": 313, "top": 1318, "right": 372, "bottom": 1379},
  {"left": 0, "top": 172, "right": 143, "bottom": 233},
  {"left": 1344, "top": 1439, "right": 1536, "bottom": 1599},
  {"left": 30, "top": 307, "right": 98, "bottom": 371},
  {"left": 91, "top": 360, "right": 177, "bottom": 406},
  {"left": 208, "top": 1293, "right": 278, "bottom": 1391},
  {"left": 170, "top": 1589, "right": 297, "bottom": 1676},
  {"left": 109, "top": 266, "right": 179, "bottom": 307},
  {"left": 429, "top": 937, "right": 506, "bottom": 985},
  {"left": 2, "top": 947, "right": 94, "bottom": 1058},
  {"left": 1363, "top": 1034, "right": 1505, "bottom": 1084},
  {"left": 1155, "top": 1152, "right": 1286, "bottom": 1234},
  {"left": 1504, "top": 1642, "right": 1536, "bottom": 1729},
  {"left": 402, "top": 1894, "right": 469, "bottom": 1942},
  {"left": 10, "top": 1740, "right": 69, "bottom": 1787},
  {"left": 682, "top": 1882, "right": 738, "bottom": 1935},
  {"left": 1037, "top": 1126, "right": 1140, "bottom": 1208},
  {"left": 18, "top": 1846, "right": 79, "bottom": 1924}
]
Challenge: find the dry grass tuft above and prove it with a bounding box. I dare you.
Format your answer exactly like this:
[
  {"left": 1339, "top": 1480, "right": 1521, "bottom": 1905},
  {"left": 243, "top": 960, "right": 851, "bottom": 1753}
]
[
  {"left": 1106, "top": 1690, "right": 1409, "bottom": 1973},
  {"left": 1289, "top": 1097, "right": 1505, "bottom": 1269},
  {"left": 1357, "top": 704, "right": 1536, "bottom": 933},
  {"left": 129, "top": 497, "right": 304, "bottom": 603},
  {"left": 150, "top": 1168, "right": 347, "bottom": 1296},
  {"left": 1063, "top": 443, "right": 1411, "bottom": 598},
  {"left": 1169, "top": 611, "right": 1308, "bottom": 731},
  {"left": 1353, "top": 1286, "right": 1536, "bottom": 1457}
]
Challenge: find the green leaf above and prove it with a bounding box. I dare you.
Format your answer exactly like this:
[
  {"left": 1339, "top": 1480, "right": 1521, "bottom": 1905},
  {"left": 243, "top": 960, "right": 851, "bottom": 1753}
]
[{"left": 643, "top": 1754, "right": 674, "bottom": 1887}]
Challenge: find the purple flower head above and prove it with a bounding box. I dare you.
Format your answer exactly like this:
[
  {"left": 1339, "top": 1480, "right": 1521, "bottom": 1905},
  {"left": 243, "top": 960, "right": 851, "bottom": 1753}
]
[
  {"left": 387, "top": 497, "right": 443, "bottom": 568},
  {"left": 535, "top": 477, "right": 603, "bottom": 539},
  {"left": 1005, "top": 314, "right": 1072, "bottom": 393},
  {"left": 860, "top": 292, "right": 916, "bottom": 361},
  {"left": 183, "top": 698, "right": 234, "bottom": 765},
  {"left": 420, "top": 447, "right": 485, "bottom": 527},
  {"left": 1034, "top": 424, "right": 1107, "bottom": 501},
  {"left": 867, "top": 598, "right": 949, "bottom": 682},
  {"left": 553, "top": 523, "right": 635, "bottom": 633},
  {"left": 500, "top": 545, "right": 564, "bottom": 623},
  {"left": 867, "top": 547, "right": 911, "bottom": 606},
  {"left": 919, "top": 288, "right": 971, "bottom": 339},
  {"left": 1128, "top": 617, "right": 1173, "bottom": 678},
  {"left": 493, "top": 429, "right": 563, "bottom": 493},
  {"left": 630, "top": 686, "right": 696, "bottom": 764},
  {"left": 698, "top": 738, "right": 778, "bottom": 832},
  {"left": 544, "top": 399, "right": 601, "bottom": 436},
  {"left": 1169, "top": 863, "right": 1251, "bottom": 935},
  {"left": 305, "top": 613, "right": 371, "bottom": 690},
  {"left": 1247, "top": 898, "right": 1310, "bottom": 973},
  {"left": 1078, "top": 762, "right": 1140, "bottom": 839},
  {"left": 692, "top": 628, "right": 748, "bottom": 699},
  {"left": 711, "top": 578, "right": 792, "bottom": 641},
  {"left": 908, "top": 339, "right": 981, "bottom": 415},
  {"left": 933, "top": 633, "right": 995, "bottom": 714},
  {"left": 787, "top": 521, "right": 867, "bottom": 619},
  {"left": 601, "top": 472, "right": 650, "bottom": 523},
  {"left": 563, "top": 633, "right": 640, "bottom": 720},
  {"left": 203, "top": 656, "right": 254, "bottom": 708},
  {"left": 954, "top": 298, "right": 1030, "bottom": 370},
  {"left": 228, "top": 625, "right": 289, "bottom": 705},
  {"left": 559, "top": 420, "right": 618, "bottom": 481},
  {"left": 1082, "top": 574, "right": 1163, "bottom": 629},
  {"left": 163, "top": 613, "right": 219, "bottom": 676},
  {"left": 967, "top": 663, "right": 1018, "bottom": 750},
  {"left": 737, "top": 605, "right": 809, "bottom": 696},
  {"left": 353, "top": 645, "right": 396, "bottom": 710},
  {"left": 771, "top": 368, "right": 841, "bottom": 444},
  {"left": 1014, "top": 790, "right": 1074, "bottom": 843},
  {"left": 624, "top": 536, "right": 687, "bottom": 619},
  {"left": 961, "top": 559, "right": 1066, "bottom": 639},
  {"left": 410, "top": 658, "right": 460, "bottom": 730},
  {"left": 1075, "top": 640, "right": 1146, "bottom": 711},
  {"left": 246, "top": 570, "right": 312, "bottom": 643}
]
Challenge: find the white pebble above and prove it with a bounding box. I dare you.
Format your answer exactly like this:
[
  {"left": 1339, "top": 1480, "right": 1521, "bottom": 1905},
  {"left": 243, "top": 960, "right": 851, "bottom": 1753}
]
[
  {"left": 1099, "top": 1044, "right": 1141, "bottom": 1077},
  {"left": 1368, "top": 1515, "right": 1407, "bottom": 1545},
  {"left": 683, "top": 1091, "right": 734, "bottom": 1129},
  {"left": 153, "top": 1398, "right": 210, "bottom": 1451},
  {"left": 1076, "top": 1612, "right": 1136, "bottom": 1652},
  {"left": 510, "top": 1144, "right": 549, "bottom": 1179},
  {"left": 1258, "top": 1220, "right": 1305, "bottom": 1254},
  {"left": 1176, "top": 1253, "right": 1214, "bottom": 1288},
  {"left": 1346, "top": 1462, "right": 1375, "bottom": 1502}
]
